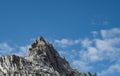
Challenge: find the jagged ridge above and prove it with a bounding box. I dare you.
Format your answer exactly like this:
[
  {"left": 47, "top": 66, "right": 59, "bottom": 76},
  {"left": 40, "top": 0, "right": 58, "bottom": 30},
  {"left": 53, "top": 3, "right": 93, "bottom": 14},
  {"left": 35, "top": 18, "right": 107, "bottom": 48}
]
[{"left": 0, "top": 36, "right": 97, "bottom": 76}]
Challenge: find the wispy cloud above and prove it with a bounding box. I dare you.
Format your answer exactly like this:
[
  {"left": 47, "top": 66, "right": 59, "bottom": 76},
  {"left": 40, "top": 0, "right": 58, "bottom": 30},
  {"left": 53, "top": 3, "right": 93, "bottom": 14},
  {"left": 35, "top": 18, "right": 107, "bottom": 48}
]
[
  {"left": 54, "top": 28, "right": 120, "bottom": 75},
  {"left": 92, "top": 20, "right": 109, "bottom": 26},
  {"left": 99, "top": 62, "right": 120, "bottom": 76},
  {"left": 91, "top": 15, "right": 109, "bottom": 26},
  {"left": 0, "top": 42, "right": 30, "bottom": 56},
  {"left": 101, "top": 28, "right": 120, "bottom": 39},
  {"left": 0, "top": 42, "right": 14, "bottom": 55},
  {"left": 72, "top": 60, "right": 93, "bottom": 72},
  {"left": 81, "top": 39, "right": 92, "bottom": 48},
  {"left": 78, "top": 28, "right": 120, "bottom": 75},
  {"left": 80, "top": 38, "right": 120, "bottom": 63},
  {"left": 91, "top": 31, "right": 98, "bottom": 37},
  {"left": 54, "top": 39, "right": 80, "bottom": 48},
  {"left": 16, "top": 45, "right": 30, "bottom": 56}
]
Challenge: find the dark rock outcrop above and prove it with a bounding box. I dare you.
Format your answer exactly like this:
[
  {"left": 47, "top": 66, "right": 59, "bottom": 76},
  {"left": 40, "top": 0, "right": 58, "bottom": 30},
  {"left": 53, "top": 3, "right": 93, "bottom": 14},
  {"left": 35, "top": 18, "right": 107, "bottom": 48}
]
[{"left": 0, "top": 36, "right": 96, "bottom": 76}]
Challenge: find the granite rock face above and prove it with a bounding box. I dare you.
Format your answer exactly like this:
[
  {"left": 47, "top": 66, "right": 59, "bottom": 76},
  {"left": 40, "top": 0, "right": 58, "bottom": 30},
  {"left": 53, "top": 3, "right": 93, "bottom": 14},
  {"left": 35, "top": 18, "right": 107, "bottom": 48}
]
[{"left": 0, "top": 37, "right": 97, "bottom": 76}]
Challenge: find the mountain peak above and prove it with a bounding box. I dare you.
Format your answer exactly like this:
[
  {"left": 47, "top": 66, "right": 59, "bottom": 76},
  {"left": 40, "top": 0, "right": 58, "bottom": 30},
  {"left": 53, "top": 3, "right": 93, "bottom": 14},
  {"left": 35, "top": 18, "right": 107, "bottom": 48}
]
[
  {"left": 27, "top": 37, "right": 60, "bottom": 62},
  {"left": 30, "top": 36, "right": 47, "bottom": 50},
  {"left": 28, "top": 37, "right": 47, "bottom": 56},
  {"left": 0, "top": 36, "right": 97, "bottom": 76},
  {"left": 37, "top": 36, "right": 46, "bottom": 42}
]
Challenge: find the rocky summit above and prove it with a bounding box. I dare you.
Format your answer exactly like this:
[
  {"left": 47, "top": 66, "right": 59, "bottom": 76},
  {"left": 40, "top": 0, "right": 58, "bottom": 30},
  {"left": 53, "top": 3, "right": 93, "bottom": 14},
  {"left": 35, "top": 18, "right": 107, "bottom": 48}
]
[{"left": 0, "top": 37, "right": 97, "bottom": 76}]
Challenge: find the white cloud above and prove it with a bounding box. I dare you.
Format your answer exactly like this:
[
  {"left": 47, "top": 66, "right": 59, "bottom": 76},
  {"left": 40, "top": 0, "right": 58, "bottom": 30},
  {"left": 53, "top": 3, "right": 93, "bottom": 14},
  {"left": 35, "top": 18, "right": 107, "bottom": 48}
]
[
  {"left": 54, "top": 28, "right": 120, "bottom": 75},
  {"left": 59, "top": 50, "right": 79, "bottom": 59},
  {"left": 52, "top": 28, "right": 120, "bottom": 75},
  {"left": 72, "top": 60, "right": 93, "bottom": 72},
  {"left": 54, "top": 38, "right": 80, "bottom": 48},
  {"left": 96, "top": 38, "right": 120, "bottom": 60},
  {"left": 77, "top": 28, "right": 120, "bottom": 76},
  {"left": 101, "top": 28, "right": 120, "bottom": 39},
  {"left": 0, "top": 42, "right": 30, "bottom": 56},
  {"left": 80, "top": 28, "right": 120, "bottom": 62},
  {"left": 30, "top": 38, "right": 36, "bottom": 42},
  {"left": 80, "top": 46, "right": 100, "bottom": 62},
  {"left": 0, "top": 42, "right": 13, "bottom": 55},
  {"left": 81, "top": 39, "right": 92, "bottom": 47},
  {"left": 91, "top": 31, "right": 98, "bottom": 37},
  {"left": 16, "top": 45, "right": 30, "bottom": 56},
  {"left": 99, "top": 63, "right": 120, "bottom": 76}
]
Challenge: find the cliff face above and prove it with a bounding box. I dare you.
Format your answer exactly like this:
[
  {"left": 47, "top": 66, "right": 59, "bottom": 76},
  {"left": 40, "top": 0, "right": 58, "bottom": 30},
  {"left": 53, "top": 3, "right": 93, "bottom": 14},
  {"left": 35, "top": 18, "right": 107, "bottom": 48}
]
[{"left": 0, "top": 37, "right": 97, "bottom": 76}]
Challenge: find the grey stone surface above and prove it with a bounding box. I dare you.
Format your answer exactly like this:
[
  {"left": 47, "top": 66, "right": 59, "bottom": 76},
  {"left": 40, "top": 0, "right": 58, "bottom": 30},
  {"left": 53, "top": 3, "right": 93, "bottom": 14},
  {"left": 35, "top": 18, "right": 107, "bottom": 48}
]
[{"left": 0, "top": 37, "right": 96, "bottom": 76}]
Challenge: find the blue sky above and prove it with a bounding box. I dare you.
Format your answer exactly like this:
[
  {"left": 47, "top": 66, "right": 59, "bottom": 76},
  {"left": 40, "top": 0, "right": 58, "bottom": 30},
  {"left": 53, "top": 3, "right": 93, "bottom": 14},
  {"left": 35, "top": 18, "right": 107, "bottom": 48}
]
[{"left": 0, "top": 0, "right": 120, "bottom": 76}]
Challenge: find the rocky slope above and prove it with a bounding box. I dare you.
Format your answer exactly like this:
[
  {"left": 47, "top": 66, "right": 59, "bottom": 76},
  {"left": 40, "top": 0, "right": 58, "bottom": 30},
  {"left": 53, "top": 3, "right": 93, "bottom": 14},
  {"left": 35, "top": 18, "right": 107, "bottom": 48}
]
[{"left": 0, "top": 37, "right": 97, "bottom": 76}]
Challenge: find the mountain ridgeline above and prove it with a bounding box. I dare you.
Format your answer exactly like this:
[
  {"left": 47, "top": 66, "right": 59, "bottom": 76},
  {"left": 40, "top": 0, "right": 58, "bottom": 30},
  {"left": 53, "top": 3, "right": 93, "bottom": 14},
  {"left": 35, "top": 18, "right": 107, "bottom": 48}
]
[{"left": 0, "top": 37, "right": 97, "bottom": 76}]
